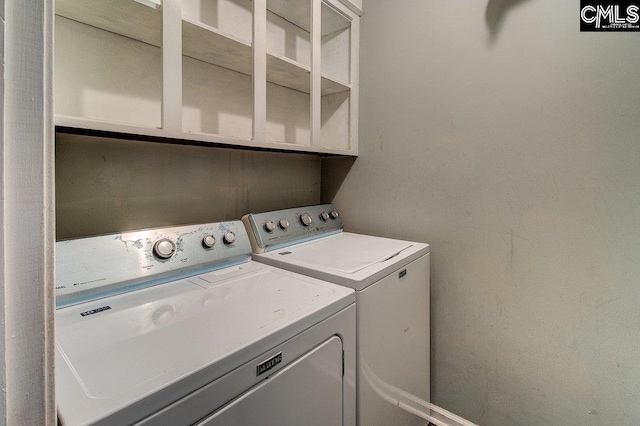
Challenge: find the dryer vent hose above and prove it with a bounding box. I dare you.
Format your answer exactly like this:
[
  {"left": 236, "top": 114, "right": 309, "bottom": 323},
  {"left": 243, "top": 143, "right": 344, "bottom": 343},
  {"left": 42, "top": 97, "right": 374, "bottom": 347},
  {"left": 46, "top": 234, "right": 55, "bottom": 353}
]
[{"left": 361, "top": 362, "right": 473, "bottom": 426}]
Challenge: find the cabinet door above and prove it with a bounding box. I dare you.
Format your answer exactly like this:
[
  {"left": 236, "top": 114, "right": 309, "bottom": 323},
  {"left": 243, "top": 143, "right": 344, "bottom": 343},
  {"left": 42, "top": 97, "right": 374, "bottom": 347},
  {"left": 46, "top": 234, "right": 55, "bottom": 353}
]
[{"left": 197, "top": 336, "right": 344, "bottom": 426}]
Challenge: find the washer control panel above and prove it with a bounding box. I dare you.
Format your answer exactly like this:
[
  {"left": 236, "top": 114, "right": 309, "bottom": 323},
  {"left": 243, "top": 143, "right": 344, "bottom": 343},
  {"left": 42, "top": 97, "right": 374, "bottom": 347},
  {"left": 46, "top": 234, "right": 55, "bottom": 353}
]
[
  {"left": 56, "top": 221, "right": 252, "bottom": 307},
  {"left": 242, "top": 204, "right": 344, "bottom": 253}
]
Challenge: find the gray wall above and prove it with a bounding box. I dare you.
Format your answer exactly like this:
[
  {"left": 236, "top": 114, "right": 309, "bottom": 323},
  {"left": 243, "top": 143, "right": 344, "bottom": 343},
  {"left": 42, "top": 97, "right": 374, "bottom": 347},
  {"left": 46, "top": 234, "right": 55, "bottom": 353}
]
[
  {"left": 324, "top": 1, "right": 640, "bottom": 425},
  {"left": 56, "top": 133, "right": 320, "bottom": 240}
]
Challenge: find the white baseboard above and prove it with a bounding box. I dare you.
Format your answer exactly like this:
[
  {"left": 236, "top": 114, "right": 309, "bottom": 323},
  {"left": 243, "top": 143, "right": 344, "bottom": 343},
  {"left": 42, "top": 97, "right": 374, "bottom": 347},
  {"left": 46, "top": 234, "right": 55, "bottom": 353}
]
[{"left": 429, "top": 404, "right": 479, "bottom": 426}]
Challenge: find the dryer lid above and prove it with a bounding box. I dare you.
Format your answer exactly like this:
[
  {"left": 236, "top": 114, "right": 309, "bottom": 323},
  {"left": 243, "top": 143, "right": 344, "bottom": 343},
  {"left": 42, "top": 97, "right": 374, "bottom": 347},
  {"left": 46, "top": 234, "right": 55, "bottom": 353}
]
[{"left": 273, "top": 233, "right": 413, "bottom": 274}]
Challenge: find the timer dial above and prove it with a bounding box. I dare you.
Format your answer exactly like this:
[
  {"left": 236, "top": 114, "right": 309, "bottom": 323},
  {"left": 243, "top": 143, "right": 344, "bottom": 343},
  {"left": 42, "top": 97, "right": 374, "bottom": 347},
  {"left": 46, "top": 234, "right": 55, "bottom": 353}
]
[
  {"left": 153, "top": 238, "right": 176, "bottom": 259},
  {"left": 278, "top": 219, "right": 290, "bottom": 230}
]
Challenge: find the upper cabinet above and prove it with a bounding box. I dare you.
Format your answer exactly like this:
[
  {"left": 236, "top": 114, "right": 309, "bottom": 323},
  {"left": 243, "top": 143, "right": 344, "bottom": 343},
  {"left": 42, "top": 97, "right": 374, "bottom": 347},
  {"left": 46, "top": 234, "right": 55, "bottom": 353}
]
[{"left": 54, "top": 0, "right": 361, "bottom": 156}]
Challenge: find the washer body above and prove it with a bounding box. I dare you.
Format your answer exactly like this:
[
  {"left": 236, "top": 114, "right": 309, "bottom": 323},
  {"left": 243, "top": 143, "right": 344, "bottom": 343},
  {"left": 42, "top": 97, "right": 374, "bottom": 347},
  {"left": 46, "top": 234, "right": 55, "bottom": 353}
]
[
  {"left": 243, "top": 205, "right": 431, "bottom": 426},
  {"left": 55, "top": 221, "right": 356, "bottom": 426}
]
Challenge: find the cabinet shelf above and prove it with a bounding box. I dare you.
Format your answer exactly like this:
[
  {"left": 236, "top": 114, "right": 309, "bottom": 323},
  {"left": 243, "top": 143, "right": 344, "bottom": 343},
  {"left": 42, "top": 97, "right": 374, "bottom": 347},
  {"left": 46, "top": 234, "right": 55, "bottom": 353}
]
[
  {"left": 267, "top": 0, "right": 312, "bottom": 33},
  {"left": 56, "top": 0, "right": 162, "bottom": 47},
  {"left": 267, "top": 54, "right": 310, "bottom": 93},
  {"left": 267, "top": 0, "right": 350, "bottom": 36},
  {"left": 267, "top": 55, "right": 350, "bottom": 95},
  {"left": 55, "top": 116, "right": 355, "bottom": 156},
  {"left": 182, "top": 18, "right": 253, "bottom": 76},
  {"left": 322, "top": 76, "right": 350, "bottom": 95}
]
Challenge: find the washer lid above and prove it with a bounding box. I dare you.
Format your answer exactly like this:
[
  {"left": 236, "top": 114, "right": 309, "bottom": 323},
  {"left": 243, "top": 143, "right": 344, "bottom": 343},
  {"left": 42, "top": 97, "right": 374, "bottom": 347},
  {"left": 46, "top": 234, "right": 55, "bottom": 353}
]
[
  {"left": 273, "top": 233, "right": 413, "bottom": 274},
  {"left": 255, "top": 232, "right": 430, "bottom": 291},
  {"left": 56, "top": 261, "right": 354, "bottom": 426}
]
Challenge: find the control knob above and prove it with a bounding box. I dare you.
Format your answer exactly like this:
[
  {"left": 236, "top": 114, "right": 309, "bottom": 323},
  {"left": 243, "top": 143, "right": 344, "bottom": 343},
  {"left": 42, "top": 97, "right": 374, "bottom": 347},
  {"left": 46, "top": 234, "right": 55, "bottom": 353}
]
[
  {"left": 300, "top": 213, "right": 312, "bottom": 227},
  {"left": 264, "top": 221, "right": 276, "bottom": 233},
  {"left": 202, "top": 235, "right": 216, "bottom": 249},
  {"left": 320, "top": 211, "right": 329, "bottom": 221},
  {"left": 330, "top": 210, "right": 340, "bottom": 219},
  {"left": 223, "top": 231, "right": 236, "bottom": 245},
  {"left": 278, "top": 219, "right": 290, "bottom": 230},
  {"left": 153, "top": 238, "right": 176, "bottom": 259}
]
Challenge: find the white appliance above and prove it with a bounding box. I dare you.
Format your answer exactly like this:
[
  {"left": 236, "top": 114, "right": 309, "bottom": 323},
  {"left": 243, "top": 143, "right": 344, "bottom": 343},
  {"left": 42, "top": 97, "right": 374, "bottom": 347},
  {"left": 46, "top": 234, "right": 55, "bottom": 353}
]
[
  {"left": 243, "top": 204, "right": 430, "bottom": 426},
  {"left": 55, "top": 220, "right": 356, "bottom": 425}
]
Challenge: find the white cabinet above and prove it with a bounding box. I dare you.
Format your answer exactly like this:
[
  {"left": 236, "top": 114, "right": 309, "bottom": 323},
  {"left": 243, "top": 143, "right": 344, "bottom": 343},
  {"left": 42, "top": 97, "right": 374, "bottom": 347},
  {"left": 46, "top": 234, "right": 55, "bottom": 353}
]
[{"left": 54, "top": 0, "right": 361, "bottom": 156}]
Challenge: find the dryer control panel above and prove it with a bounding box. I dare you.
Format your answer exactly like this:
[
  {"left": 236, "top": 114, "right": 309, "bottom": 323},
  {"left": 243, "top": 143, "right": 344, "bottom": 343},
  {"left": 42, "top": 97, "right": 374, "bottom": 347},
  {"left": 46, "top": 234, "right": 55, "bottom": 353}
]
[
  {"left": 242, "top": 204, "right": 344, "bottom": 253},
  {"left": 56, "top": 221, "right": 252, "bottom": 307}
]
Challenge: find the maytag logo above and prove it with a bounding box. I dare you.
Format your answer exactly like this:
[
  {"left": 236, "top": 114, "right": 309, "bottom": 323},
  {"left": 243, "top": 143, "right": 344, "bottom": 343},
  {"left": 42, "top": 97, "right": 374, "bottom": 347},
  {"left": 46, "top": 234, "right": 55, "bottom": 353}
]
[
  {"left": 256, "top": 352, "right": 282, "bottom": 376},
  {"left": 581, "top": 1, "right": 640, "bottom": 31}
]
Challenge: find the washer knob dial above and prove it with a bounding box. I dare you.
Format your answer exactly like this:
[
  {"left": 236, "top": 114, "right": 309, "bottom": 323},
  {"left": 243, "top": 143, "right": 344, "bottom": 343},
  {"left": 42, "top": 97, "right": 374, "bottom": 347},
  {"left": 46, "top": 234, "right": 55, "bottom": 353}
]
[
  {"left": 278, "top": 219, "right": 290, "bottom": 230},
  {"left": 320, "top": 212, "right": 330, "bottom": 221},
  {"left": 330, "top": 210, "right": 340, "bottom": 219},
  {"left": 300, "top": 213, "right": 312, "bottom": 226},
  {"left": 264, "top": 221, "right": 276, "bottom": 233},
  {"left": 153, "top": 238, "right": 176, "bottom": 259},
  {"left": 223, "top": 231, "right": 236, "bottom": 245},
  {"left": 202, "top": 235, "right": 216, "bottom": 248}
]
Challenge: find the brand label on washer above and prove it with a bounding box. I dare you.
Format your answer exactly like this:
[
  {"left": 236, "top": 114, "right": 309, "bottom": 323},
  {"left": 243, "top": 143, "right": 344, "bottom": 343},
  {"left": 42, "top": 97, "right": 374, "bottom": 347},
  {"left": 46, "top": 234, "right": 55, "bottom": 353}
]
[
  {"left": 257, "top": 352, "right": 282, "bottom": 376},
  {"left": 80, "top": 306, "right": 111, "bottom": 317}
]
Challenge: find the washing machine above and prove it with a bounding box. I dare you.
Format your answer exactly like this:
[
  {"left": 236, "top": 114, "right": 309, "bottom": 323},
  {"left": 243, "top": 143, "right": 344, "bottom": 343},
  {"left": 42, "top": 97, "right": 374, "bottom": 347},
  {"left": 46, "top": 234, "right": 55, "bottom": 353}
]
[
  {"left": 243, "top": 204, "right": 431, "bottom": 426},
  {"left": 55, "top": 220, "right": 355, "bottom": 425}
]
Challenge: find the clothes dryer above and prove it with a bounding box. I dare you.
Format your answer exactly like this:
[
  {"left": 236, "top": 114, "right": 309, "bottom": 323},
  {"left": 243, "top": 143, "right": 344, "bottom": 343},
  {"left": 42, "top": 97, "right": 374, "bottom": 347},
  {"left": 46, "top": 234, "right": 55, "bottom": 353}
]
[{"left": 243, "top": 204, "right": 430, "bottom": 426}]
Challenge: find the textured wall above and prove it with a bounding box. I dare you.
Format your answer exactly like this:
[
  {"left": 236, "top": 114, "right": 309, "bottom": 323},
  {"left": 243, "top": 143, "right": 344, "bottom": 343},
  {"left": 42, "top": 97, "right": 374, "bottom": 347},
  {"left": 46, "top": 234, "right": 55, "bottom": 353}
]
[
  {"left": 56, "top": 133, "right": 320, "bottom": 240},
  {"left": 323, "top": 1, "right": 640, "bottom": 425}
]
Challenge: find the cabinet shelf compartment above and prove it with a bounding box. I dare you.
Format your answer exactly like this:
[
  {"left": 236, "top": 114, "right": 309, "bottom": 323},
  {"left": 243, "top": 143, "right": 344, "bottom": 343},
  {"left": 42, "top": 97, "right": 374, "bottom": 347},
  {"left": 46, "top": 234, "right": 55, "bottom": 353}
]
[
  {"left": 265, "top": 0, "right": 310, "bottom": 93},
  {"left": 320, "top": 1, "right": 352, "bottom": 150},
  {"left": 265, "top": 0, "right": 311, "bottom": 145},
  {"left": 55, "top": 0, "right": 163, "bottom": 128},
  {"left": 181, "top": 0, "right": 255, "bottom": 139},
  {"left": 321, "top": 2, "right": 351, "bottom": 87},
  {"left": 182, "top": 0, "right": 254, "bottom": 140},
  {"left": 181, "top": 0, "right": 255, "bottom": 78}
]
